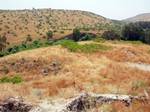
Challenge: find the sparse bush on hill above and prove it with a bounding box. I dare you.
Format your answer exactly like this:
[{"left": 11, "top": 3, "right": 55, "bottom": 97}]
[
  {"left": 1, "top": 66, "right": 9, "bottom": 74},
  {"left": 26, "top": 34, "right": 32, "bottom": 42},
  {"left": 0, "top": 35, "right": 7, "bottom": 51}
]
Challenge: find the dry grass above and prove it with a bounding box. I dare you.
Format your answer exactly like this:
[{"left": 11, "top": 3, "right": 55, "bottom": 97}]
[
  {"left": 0, "top": 9, "right": 110, "bottom": 46},
  {"left": 105, "top": 45, "right": 150, "bottom": 64},
  {"left": 0, "top": 41, "right": 150, "bottom": 111}
]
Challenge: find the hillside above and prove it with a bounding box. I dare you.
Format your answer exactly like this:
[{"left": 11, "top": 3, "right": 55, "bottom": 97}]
[
  {"left": 0, "top": 40, "right": 150, "bottom": 111},
  {"left": 124, "top": 13, "right": 150, "bottom": 22},
  {"left": 0, "top": 9, "right": 111, "bottom": 45}
]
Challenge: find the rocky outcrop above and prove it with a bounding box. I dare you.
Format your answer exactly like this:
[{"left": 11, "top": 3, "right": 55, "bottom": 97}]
[
  {"left": 0, "top": 97, "right": 32, "bottom": 112},
  {"left": 0, "top": 93, "right": 148, "bottom": 112},
  {"left": 32, "top": 93, "right": 149, "bottom": 112}
]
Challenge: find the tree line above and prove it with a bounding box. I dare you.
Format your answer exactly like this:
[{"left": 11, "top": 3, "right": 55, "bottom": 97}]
[{"left": 102, "top": 21, "right": 150, "bottom": 44}]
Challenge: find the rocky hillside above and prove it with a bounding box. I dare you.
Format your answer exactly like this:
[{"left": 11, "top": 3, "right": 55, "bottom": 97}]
[
  {"left": 0, "top": 9, "right": 111, "bottom": 45},
  {"left": 125, "top": 13, "right": 150, "bottom": 22}
]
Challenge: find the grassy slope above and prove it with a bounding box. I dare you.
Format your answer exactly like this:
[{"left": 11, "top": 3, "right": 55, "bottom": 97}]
[
  {"left": 0, "top": 9, "right": 111, "bottom": 45},
  {"left": 0, "top": 40, "right": 150, "bottom": 111}
]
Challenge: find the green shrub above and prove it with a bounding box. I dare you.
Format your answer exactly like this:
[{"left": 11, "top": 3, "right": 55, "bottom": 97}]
[
  {"left": 11, "top": 75, "right": 23, "bottom": 84},
  {"left": 80, "top": 34, "right": 94, "bottom": 41},
  {"left": 45, "top": 40, "right": 55, "bottom": 45},
  {"left": 46, "top": 31, "right": 53, "bottom": 40},
  {"left": 0, "top": 75, "right": 23, "bottom": 84},
  {"left": 0, "top": 77, "right": 10, "bottom": 83}
]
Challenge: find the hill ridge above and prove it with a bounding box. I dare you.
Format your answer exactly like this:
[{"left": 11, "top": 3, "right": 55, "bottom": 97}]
[
  {"left": 124, "top": 13, "right": 150, "bottom": 22},
  {"left": 0, "top": 8, "right": 111, "bottom": 45}
]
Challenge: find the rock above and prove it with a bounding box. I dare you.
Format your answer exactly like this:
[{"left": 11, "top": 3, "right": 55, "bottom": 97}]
[
  {"left": 0, "top": 97, "right": 33, "bottom": 112},
  {"left": 0, "top": 93, "right": 147, "bottom": 112},
  {"left": 41, "top": 60, "right": 62, "bottom": 76},
  {"left": 49, "top": 60, "right": 62, "bottom": 75},
  {"left": 41, "top": 67, "right": 49, "bottom": 76}
]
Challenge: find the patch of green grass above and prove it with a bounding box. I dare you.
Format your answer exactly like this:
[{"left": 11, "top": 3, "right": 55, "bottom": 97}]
[
  {"left": 56, "top": 39, "right": 80, "bottom": 52},
  {"left": 0, "top": 75, "right": 23, "bottom": 84},
  {"left": 57, "top": 40, "right": 111, "bottom": 53}
]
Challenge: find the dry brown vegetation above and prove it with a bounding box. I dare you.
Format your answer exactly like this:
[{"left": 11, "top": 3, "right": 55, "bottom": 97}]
[
  {"left": 0, "top": 41, "right": 150, "bottom": 111},
  {"left": 0, "top": 9, "right": 111, "bottom": 46}
]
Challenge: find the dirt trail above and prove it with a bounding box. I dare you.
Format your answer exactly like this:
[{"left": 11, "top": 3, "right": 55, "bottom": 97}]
[{"left": 127, "top": 62, "right": 150, "bottom": 72}]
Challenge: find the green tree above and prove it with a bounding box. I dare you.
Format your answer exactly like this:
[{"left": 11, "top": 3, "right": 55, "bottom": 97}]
[
  {"left": 46, "top": 31, "right": 53, "bottom": 40},
  {"left": 122, "top": 23, "right": 144, "bottom": 41},
  {"left": 102, "top": 30, "right": 120, "bottom": 40},
  {"left": 144, "top": 29, "right": 150, "bottom": 44},
  {"left": 73, "top": 28, "right": 81, "bottom": 41}
]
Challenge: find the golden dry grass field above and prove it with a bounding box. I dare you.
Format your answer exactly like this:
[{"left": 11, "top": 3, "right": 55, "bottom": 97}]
[{"left": 0, "top": 40, "right": 150, "bottom": 111}]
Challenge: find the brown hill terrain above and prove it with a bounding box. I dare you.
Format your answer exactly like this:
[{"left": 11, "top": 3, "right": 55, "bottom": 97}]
[
  {"left": 125, "top": 13, "right": 150, "bottom": 22},
  {"left": 0, "top": 9, "right": 111, "bottom": 45},
  {"left": 0, "top": 40, "right": 150, "bottom": 111}
]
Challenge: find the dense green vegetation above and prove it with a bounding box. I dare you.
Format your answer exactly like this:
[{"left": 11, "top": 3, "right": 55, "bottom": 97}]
[
  {"left": 0, "top": 39, "right": 47, "bottom": 57},
  {"left": 102, "top": 30, "right": 121, "bottom": 40},
  {"left": 100, "top": 21, "right": 150, "bottom": 44},
  {"left": 121, "top": 22, "right": 150, "bottom": 44},
  {"left": 0, "top": 75, "right": 23, "bottom": 84}
]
